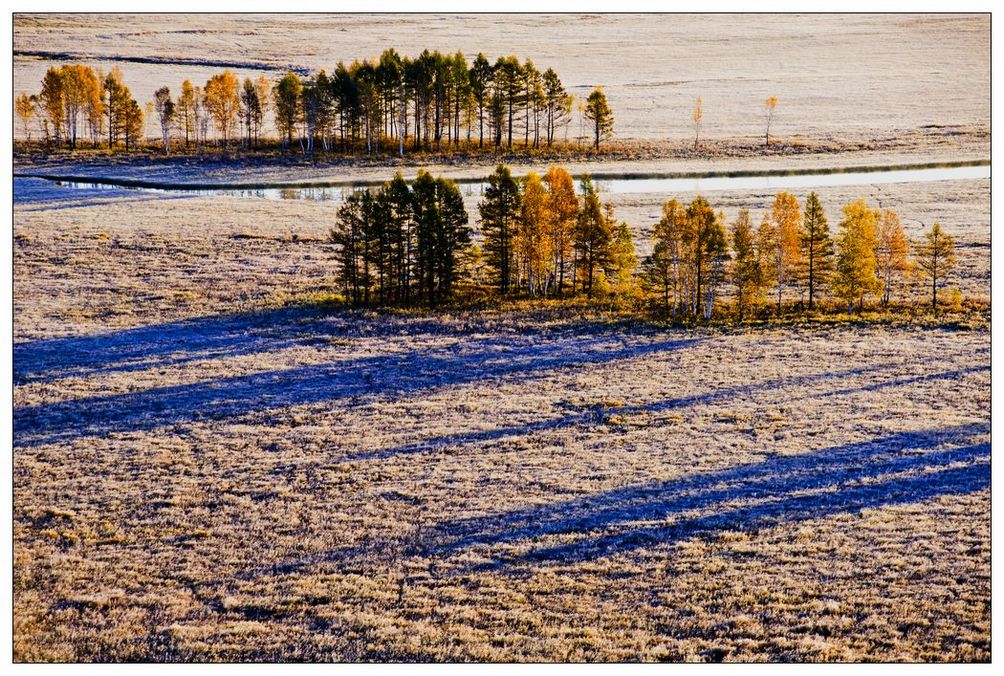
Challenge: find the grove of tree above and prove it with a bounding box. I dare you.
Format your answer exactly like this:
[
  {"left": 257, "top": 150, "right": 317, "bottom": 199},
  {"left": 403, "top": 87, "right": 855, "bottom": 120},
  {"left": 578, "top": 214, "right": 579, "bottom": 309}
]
[{"left": 327, "top": 164, "right": 962, "bottom": 321}]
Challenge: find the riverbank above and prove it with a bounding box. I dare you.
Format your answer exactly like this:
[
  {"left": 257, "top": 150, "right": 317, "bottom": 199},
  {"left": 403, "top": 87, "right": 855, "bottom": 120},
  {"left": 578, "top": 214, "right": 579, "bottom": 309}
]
[{"left": 13, "top": 125, "right": 990, "bottom": 188}]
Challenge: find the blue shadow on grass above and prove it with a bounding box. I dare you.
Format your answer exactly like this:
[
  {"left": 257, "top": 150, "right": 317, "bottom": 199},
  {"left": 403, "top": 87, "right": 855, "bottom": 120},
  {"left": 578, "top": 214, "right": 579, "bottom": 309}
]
[
  {"left": 13, "top": 326, "right": 700, "bottom": 447},
  {"left": 264, "top": 423, "right": 989, "bottom": 577}
]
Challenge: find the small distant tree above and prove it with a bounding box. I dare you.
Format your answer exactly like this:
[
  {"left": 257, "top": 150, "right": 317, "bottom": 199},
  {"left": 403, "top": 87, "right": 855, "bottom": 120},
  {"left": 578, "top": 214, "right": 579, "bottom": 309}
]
[
  {"left": 16, "top": 93, "right": 35, "bottom": 141},
  {"left": 875, "top": 209, "right": 912, "bottom": 306},
  {"left": 692, "top": 96, "right": 703, "bottom": 150},
  {"left": 832, "top": 199, "right": 882, "bottom": 313},
  {"left": 583, "top": 87, "right": 614, "bottom": 151},
  {"left": 800, "top": 191, "right": 833, "bottom": 310},
  {"left": 915, "top": 222, "right": 956, "bottom": 312},
  {"left": 154, "top": 86, "right": 174, "bottom": 153},
  {"left": 764, "top": 95, "right": 777, "bottom": 146}
]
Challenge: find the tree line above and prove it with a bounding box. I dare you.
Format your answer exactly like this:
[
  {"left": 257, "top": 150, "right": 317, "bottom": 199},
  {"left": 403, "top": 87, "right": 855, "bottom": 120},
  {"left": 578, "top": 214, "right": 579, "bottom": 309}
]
[
  {"left": 330, "top": 164, "right": 959, "bottom": 317},
  {"left": 16, "top": 54, "right": 617, "bottom": 154},
  {"left": 641, "top": 192, "right": 956, "bottom": 320}
]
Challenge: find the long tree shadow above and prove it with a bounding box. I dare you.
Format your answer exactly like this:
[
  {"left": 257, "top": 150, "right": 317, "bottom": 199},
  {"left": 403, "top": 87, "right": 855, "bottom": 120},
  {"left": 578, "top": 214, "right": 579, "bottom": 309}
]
[
  {"left": 14, "top": 305, "right": 329, "bottom": 384},
  {"left": 13, "top": 329, "right": 701, "bottom": 448},
  {"left": 260, "top": 423, "right": 989, "bottom": 580},
  {"left": 346, "top": 364, "right": 989, "bottom": 462},
  {"left": 424, "top": 422, "right": 991, "bottom": 571}
]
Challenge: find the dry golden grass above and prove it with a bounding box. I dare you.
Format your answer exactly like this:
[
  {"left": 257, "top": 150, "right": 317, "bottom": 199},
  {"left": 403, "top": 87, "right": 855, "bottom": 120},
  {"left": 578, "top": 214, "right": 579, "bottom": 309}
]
[{"left": 13, "top": 181, "right": 989, "bottom": 662}]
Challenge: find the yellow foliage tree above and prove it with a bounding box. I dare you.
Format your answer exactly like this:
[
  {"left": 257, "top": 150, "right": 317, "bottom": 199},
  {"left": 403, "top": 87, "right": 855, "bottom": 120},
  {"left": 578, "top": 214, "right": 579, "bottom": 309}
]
[
  {"left": 875, "top": 209, "right": 913, "bottom": 305},
  {"left": 832, "top": 199, "right": 882, "bottom": 313},
  {"left": 768, "top": 191, "right": 802, "bottom": 311},
  {"left": 204, "top": 70, "right": 240, "bottom": 145},
  {"left": 516, "top": 172, "right": 554, "bottom": 295},
  {"left": 543, "top": 166, "right": 578, "bottom": 295},
  {"left": 15, "top": 93, "right": 34, "bottom": 141}
]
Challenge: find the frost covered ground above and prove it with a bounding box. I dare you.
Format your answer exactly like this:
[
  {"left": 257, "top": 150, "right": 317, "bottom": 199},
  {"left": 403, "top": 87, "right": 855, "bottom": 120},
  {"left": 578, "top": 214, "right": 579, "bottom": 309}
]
[
  {"left": 14, "top": 14, "right": 989, "bottom": 145},
  {"left": 12, "top": 179, "right": 990, "bottom": 661}
]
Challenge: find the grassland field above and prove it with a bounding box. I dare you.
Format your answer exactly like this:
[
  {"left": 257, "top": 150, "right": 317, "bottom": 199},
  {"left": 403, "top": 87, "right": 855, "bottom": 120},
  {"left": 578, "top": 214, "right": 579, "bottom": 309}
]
[{"left": 12, "top": 12, "right": 991, "bottom": 663}]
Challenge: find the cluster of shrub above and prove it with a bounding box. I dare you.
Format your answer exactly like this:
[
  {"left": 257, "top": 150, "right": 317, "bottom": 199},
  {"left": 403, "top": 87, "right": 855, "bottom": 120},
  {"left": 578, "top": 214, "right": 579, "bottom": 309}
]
[
  {"left": 16, "top": 53, "right": 615, "bottom": 155},
  {"left": 330, "top": 164, "right": 959, "bottom": 319}
]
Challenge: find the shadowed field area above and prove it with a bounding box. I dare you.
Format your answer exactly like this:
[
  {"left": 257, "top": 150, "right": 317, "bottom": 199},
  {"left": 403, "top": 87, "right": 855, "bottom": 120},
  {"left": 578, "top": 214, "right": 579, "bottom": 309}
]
[{"left": 14, "top": 306, "right": 990, "bottom": 661}]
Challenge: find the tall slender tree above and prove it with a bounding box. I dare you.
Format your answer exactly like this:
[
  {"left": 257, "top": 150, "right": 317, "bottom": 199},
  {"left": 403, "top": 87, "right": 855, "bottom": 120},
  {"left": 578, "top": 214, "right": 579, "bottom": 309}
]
[
  {"left": 574, "top": 176, "right": 612, "bottom": 295},
  {"left": 273, "top": 71, "right": 302, "bottom": 149},
  {"left": 768, "top": 191, "right": 803, "bottom": 312},
  {"left": 800, "top": 191, "right": 833, "bottom": 310},
  {"left": 176, "top": 80, "right": 196, "bottom": 149},
  {"left": 469, "top": 53, "right": 493, "bottom": 149},
  {"left": 915, "top": 222, "right": 956, "bottom": 312},
  {"left": 479, "top": 164, "right": 522, "bottom": 293}
]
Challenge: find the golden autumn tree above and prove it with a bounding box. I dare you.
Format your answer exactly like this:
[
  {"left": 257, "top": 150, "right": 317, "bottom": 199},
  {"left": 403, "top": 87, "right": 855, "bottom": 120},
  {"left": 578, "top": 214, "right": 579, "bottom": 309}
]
[
  {"left": 204, "top": 70, "right": 240, "bottom": 145},
  {"left": 543, "top": 166, "right": 578, "bottom": 295},
  {"left": 875, "top": 209, "right": 913, "bottom": 306},
  {"left": 516, "top": 171, "right": 554, "bottom": 295},
  {"left": 16, "top": 93, "right": 35, "bottom": 141},
  {"left": 58, "top": 64, "right": 102, "bottom": 149},
  {"left": 608, "top": 218, "right": 639, "bottom": 297},
  {"left": 38, "top": 66, "right": 65, "bottom": 145},
  {"left": 767, "top": 191, "right": 803, "bottom": 312},
  {"left": 102, "top": 66, "right": 133, "bottom": 148},
  {"left": 832, "top": 199, "right": 882, "bottom": 313}
]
